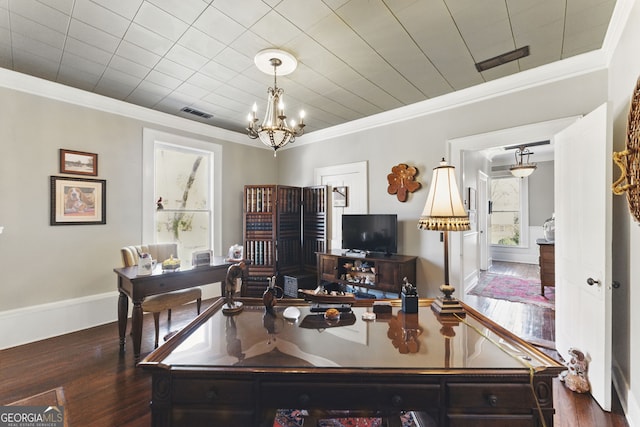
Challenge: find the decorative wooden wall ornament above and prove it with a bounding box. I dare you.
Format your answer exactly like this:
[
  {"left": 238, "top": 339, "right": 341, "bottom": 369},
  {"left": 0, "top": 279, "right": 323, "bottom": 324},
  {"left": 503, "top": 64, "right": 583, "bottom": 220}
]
[
  {"left": 612, "top": 75, "right": 640, "bottom": 223},
  {"left": 387, "top": 163, "right": 421, "bottom": 202}
]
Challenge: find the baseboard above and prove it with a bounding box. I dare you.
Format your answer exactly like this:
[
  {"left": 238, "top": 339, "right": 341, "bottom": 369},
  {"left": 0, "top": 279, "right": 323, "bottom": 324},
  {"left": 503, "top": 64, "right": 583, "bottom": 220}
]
[
  {"left": 0, "top": 283, "right": 222, "bottom": 350},
  {"left": 0, "top": 292, "right": 118, "bottom": 350},
  {"left": 612, "top": 358, "right": 639, "bottom": 427},
  {"left": 463, "top": 271, "right": 479, "bottom": 294},
  {"left": 627, "top": 388, "right": 640, "bottom": 427}
]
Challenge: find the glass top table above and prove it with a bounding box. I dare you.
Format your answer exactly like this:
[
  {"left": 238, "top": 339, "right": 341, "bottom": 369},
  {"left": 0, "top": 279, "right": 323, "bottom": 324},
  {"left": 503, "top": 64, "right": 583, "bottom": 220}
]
[
  {"left": 154, "top": 301, "right": 550, "bottom": 371},
  {"left": 140, "top": 298, "right": 564, "bottom": 427}
]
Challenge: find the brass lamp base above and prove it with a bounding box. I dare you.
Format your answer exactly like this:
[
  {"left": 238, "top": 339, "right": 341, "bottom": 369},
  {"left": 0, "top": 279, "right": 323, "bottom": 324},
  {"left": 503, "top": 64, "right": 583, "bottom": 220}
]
[
  {"left": 430, "top": 297, "right": 466, "bottom": 317},
  {"left": 430, "top": 284, "right": 465, "bottom": 317}
]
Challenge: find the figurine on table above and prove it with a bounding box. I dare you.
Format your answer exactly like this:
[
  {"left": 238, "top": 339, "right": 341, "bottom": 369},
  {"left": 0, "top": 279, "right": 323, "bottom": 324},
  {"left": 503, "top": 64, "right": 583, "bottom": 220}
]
[
  {"left": 223, "top": 260, "right": 246, "bottom": 315},
  {"left": 402, "top": 277, "right": 417, "bottom": 295},
  {"left": 262, "top": 275, "right": 278, "bottom": 314}
]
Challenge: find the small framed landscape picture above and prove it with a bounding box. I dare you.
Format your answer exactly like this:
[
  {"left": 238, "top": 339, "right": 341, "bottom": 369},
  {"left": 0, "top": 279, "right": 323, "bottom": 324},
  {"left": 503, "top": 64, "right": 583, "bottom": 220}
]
[
  {"left": 50, "top": 176, "right": 106, "bottom": 225},
  {"left": 60, "top": 149, "right": 98, "bottom": 176}
]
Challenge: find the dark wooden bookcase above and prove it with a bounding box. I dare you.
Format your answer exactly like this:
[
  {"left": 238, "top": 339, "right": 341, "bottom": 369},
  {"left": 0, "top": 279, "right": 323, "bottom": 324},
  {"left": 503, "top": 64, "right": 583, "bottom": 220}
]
[{"left": 243, "top": 185, "right": 327, "bottom": 297}]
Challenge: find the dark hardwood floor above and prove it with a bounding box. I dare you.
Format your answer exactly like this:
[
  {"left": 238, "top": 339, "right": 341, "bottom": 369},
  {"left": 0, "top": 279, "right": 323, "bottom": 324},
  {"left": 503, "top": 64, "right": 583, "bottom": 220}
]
[{"left": 0, "top": 279, "right": 629, "bottom": 427}]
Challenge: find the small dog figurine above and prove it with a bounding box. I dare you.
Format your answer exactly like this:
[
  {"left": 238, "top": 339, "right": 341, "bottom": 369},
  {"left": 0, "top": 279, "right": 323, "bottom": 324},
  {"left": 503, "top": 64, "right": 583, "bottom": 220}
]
[{"left": 559, "top": 347, "right": 590, "bottom": 393}]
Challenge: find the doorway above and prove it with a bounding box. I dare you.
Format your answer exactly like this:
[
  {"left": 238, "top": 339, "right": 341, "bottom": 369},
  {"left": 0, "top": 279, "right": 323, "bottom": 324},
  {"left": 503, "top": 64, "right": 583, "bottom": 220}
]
[{"left": 449, "top": 117, "right": 579, "bottom": 349}]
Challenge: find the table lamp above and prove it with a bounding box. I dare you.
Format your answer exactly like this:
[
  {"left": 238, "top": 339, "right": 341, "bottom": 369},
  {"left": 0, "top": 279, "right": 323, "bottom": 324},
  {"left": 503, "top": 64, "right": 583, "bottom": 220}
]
[{"left": 418, "top": 159, "right": 470, "bottom": 316}]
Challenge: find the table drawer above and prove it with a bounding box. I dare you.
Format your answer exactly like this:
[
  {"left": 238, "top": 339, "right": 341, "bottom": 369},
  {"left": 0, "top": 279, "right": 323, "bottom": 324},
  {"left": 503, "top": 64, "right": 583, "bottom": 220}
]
[
  {"left": 377, "top": 384, "right": 440, "bottom": 409},
  {"left": 262, "top": 382, "right": 439, "bottom": 410},
  {"left": 171, "top": 408, "right": 254, "bottom": 427},
  {"left": 171, "top": 378, "right": 254, "bottom": 406},
  {"left": 448, "top": 414, "right": 534, "bottom": 427},
  {"left": 447, "top": 383, "right": 534, "bottom": 410}
]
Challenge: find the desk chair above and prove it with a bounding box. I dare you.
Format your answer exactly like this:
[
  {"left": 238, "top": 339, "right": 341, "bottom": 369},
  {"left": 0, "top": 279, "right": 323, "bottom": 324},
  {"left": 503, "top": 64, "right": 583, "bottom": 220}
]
[{"left": 121, "top": 244, "right": 202, "bottom": 348}]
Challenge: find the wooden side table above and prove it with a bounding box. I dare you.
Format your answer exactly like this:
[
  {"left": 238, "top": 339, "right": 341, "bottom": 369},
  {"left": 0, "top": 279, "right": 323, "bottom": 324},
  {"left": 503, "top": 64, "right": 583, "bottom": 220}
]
[{"left": 537, "top": 239, "right": 555, "bottom": 295}]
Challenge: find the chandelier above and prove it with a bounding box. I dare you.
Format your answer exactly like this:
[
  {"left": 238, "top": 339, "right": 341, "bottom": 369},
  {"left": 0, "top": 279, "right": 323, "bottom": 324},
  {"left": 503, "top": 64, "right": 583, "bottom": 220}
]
[
  {"left": 510, "top": 146, "right": 537, "bottom": 178},
  {"left": 247, "top": 49, "right": 306, "bottom": 156}
]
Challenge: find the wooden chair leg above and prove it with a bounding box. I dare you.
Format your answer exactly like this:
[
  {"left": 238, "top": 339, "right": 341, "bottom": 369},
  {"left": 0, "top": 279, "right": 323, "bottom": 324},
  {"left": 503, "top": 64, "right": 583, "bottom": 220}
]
[
  {"left": 152, "top": 313, "right": 160, "bottom": 349},
  {"left": 197, "top": 298, "right": 202, "bottom": 314},
  {"left": 167, "top": 309, "right": 172, "bottom": 322}
]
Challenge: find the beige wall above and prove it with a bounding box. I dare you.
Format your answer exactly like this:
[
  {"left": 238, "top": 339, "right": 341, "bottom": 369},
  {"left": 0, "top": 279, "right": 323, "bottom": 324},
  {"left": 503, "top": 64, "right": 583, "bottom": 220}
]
[{"left": 0, "top": 86, "right": 276, "bottom": 311}]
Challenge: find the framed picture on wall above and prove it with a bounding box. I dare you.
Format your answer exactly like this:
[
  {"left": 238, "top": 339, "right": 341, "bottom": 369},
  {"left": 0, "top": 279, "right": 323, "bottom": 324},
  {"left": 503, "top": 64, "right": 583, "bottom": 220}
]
[
  {"left": 60, "top": 149, "right": 98, "bottom": 176},
  {"left": 466, "top": 187, "right": 477, "bottom": 211},
  {"left": 333, "top": 186, "right": 348, "bottom": 207},
  {"left": 50, "top": 176, "right": 106, "bottom": 225}
]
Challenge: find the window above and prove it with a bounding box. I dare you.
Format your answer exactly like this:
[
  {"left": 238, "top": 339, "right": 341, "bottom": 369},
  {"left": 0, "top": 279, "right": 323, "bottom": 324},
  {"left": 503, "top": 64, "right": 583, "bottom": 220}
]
[
  {"left": 143, "top": 129, "right": 222, "bottom": 261},
  {"left": 154, "top": 143, "right": 211, "bottom": 261},
  {"left": 490, "top": 175, "right": 529, "bottom": 247}
]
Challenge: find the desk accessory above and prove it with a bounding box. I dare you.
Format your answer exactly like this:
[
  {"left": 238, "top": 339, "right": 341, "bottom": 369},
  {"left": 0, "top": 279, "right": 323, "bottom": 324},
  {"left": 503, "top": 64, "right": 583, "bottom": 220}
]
[{"left": 192, "top": 250, "right": 212, "bottom": 267}]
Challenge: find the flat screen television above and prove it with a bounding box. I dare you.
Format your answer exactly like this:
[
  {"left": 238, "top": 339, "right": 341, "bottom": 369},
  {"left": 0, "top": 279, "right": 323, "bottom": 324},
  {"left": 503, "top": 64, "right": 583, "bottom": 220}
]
[{"left": 342, "top": 214, "right": 398, "bottom": 256}]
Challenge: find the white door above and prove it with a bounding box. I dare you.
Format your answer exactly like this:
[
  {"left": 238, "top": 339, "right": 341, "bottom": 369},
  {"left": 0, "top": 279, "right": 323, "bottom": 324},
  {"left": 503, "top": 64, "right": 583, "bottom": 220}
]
[
  {"left": 478, "top": 171, "right": 489, "bottom": 271},
  {"left": 554, "top": 102, "right": 612, "bottom": 410},
  {"left": 315, "top": 162, "right": 368, "bottom": 250}
]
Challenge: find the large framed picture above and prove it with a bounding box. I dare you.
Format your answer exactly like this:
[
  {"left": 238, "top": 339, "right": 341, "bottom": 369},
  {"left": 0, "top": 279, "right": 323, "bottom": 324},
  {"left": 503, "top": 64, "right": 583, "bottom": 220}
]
[
  {"left": 60, "top": 149, "right": 98, "bottom": 176},
  {"left": 50, "top": 176, "right": 106, "bottom": 225}
]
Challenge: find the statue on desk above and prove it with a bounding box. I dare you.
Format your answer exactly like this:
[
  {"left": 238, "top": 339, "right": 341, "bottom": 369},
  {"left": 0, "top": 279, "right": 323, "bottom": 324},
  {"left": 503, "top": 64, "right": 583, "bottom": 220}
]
[
  {"left": 223, "top": 261, "right": 246, "bottom": 315},
  {"left": 262, "top": 275, "right": 278, "bottom": 314}
]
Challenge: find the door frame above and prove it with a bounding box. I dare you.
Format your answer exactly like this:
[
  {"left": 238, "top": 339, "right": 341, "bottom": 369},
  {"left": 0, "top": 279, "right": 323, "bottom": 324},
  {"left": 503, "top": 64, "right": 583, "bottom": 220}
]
[
  {"left": 447, "top": 116, "right": 580, "bottom": 296},
  {"left": 478, "top": 171, "right": 489, "bottom": 271},
  {"left": 315, "top": 161, "right": 368, "bottom": 250}
]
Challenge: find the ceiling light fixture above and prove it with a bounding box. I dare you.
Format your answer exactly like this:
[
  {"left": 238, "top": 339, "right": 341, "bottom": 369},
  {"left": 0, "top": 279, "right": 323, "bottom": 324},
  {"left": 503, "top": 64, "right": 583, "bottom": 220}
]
[
  {"left": 247, "top": 49, "right": 306, "bottom": 157},
  {"left": 510, "top": 146, "right": 537, "bottom": 178}
]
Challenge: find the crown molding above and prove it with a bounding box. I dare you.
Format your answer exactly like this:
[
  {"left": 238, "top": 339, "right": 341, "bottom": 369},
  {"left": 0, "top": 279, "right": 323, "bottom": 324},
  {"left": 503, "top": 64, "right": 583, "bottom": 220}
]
[
  {"left": 297, "top": 49, "right": 607, "bottom": 146},
  {"left": 0, "top": 67, "right": 249, "bottom": 146},
  {"left": 2, "top": 0, "right": 628, "bottom": 152}
]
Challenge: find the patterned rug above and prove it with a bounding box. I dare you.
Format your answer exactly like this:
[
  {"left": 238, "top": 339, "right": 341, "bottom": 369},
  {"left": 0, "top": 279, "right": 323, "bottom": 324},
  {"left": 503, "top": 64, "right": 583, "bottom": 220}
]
[{"left": 468, "top": 273, "right": 555, "bottom": 309}]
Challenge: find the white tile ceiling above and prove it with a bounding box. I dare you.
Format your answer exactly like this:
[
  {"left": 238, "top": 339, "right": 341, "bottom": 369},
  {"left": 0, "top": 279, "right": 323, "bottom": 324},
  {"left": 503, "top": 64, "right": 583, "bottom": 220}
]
[{"left": 0, "top": 0, "right": 617, "bottom": 134}]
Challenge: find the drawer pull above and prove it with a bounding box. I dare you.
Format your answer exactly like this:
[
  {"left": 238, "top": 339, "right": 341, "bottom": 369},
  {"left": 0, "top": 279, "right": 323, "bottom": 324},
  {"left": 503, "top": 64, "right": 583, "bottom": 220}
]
[
  {"left": 298, "top": 393, "right": 310, "bottom": 405},
  {"left": 206, "top": 388, "right": 218, "bottom": 401},
  {"left": 487, "top": 394, "right": 498, "bottom": 407},
  {"left": 391, "top": 395, "right": 403, "bottom": 407}
]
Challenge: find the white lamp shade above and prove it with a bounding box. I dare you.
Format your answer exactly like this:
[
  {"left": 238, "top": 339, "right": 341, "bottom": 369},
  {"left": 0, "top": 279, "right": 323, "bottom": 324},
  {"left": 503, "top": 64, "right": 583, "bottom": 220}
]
[{"left": 418, "top": 160, "right": 470, "bottom": 231}]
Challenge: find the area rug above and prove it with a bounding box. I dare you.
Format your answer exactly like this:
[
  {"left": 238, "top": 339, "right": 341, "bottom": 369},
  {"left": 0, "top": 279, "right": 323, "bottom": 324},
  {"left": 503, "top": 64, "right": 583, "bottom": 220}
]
[{"left": 468, "top": 274, "right": 555, "bottom": 309}]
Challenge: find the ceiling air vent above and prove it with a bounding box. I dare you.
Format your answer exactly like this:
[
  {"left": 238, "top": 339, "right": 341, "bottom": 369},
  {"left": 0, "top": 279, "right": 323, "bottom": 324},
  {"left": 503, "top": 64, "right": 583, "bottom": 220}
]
[
  {"left": 475, "top": 46, "right": 530, "bottom": 72},
  {"left": 181, "top": 107, "right": 213, "bottom": 119}
]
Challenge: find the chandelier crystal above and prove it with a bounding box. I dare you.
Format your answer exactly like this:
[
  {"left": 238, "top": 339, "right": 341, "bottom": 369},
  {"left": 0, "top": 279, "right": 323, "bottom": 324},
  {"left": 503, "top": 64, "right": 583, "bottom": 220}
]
[{"left": 247, "top": 52, "right": 306, "bottom": 157}]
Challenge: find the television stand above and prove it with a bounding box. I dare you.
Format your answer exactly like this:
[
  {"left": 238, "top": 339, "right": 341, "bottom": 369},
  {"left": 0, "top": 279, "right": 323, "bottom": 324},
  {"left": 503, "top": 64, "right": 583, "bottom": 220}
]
[{"left": 317, "top": 250, "right": 417, "bottom": 296}]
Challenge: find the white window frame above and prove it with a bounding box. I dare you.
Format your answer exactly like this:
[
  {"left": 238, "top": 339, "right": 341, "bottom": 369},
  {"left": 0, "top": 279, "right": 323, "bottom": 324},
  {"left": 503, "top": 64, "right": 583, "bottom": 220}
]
[
  {"left": 142, "top": 129, "right": 222, "bottom": 255},
  {"left": 490, "top": 172, "right": 530, "bottom": 248}
]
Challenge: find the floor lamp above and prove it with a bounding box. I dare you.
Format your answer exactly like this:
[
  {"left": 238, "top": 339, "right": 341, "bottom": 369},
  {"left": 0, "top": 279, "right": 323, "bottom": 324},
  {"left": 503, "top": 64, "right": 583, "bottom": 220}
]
[{"left": 418, "top": 159, "right": 470, "bottom": 316}]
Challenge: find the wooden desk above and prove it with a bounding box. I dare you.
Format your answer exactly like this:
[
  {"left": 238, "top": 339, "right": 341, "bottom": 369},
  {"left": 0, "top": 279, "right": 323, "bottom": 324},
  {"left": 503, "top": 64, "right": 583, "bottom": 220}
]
[
  {"left": 114, "top": 257, "right": 231, "bottom": 359},
  {"left": 140, "top": 298, "right": 564, "bottom": 426}
]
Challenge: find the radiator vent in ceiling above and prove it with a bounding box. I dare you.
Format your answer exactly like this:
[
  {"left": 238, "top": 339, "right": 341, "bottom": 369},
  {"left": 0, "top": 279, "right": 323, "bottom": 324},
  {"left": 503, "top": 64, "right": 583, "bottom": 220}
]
[
  {"left": 475, "top": 46, "right": 530, "bottom": 72},
  {"left": 181, "top": 107, "right": 213, "bottom": 119}
]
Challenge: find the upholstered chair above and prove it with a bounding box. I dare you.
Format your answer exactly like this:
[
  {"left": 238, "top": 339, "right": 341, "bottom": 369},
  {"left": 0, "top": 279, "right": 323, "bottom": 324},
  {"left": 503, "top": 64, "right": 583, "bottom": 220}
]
[{"left": 120, "top": 243, "right": 202, "bottom": 348}]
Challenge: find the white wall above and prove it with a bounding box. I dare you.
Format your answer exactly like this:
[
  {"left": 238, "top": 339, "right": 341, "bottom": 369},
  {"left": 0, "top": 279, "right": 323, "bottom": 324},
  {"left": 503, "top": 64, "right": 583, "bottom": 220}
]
[{"left": 608, "top": 0, "right": 640, "bottom": 424}]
